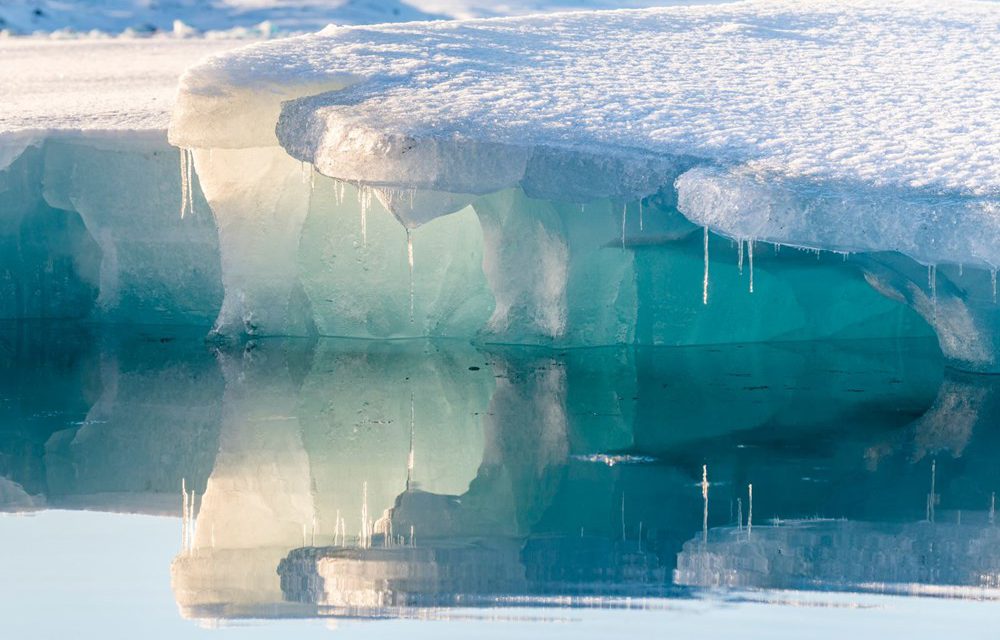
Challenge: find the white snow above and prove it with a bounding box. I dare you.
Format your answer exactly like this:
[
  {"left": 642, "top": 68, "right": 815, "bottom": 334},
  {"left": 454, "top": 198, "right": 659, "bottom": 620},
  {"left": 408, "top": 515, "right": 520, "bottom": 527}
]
[
  {"left": 0, "top": 0, "right": 721, "bottom": 36},
  {"left": 170, "top": 0, "right": 1000, "bottom": 268},
  {"left": 0, "top": 38, "right": 247, "bottom": 138}
]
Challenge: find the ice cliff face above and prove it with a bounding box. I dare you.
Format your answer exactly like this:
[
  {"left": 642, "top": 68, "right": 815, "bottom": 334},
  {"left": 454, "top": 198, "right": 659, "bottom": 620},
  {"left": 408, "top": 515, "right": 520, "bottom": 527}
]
[{"left": 160, "top": 0, "right": 1000, "bottom": 370}]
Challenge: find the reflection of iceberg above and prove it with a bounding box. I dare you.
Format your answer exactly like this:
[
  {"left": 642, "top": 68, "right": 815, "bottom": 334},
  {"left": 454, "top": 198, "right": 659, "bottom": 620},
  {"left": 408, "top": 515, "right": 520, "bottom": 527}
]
[
  {"left": 278, "top": 541, "right": 527, "bottom": 609},
  {"left": 5, "top": 327, "right": 1000, "bottom": 619},
  {"left": 674, "top": 518, "right": 1000, "bottom": 598},
  {"left": 171, "top": 340, "right": 494, "bottom": 618},
  {"left": 276, "top": 535, "right": 673, "bottom": 611}
]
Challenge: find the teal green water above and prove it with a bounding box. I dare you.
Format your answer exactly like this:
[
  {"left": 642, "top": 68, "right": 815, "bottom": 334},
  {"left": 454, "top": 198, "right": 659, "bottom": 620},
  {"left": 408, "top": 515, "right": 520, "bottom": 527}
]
[{"left": 1, "top": 323, "right": 998, "bottom": 637}]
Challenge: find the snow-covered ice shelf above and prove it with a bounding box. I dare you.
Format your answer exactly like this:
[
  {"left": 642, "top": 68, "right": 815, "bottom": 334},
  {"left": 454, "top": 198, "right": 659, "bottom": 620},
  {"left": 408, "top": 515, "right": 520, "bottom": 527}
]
[
  {"left": 163, "top": 0, "right": 1000, "bottom": 370},
  {"left": 171, "top": 0, "right": 1000, "bottom": 264},
  {"left": 2, "top": 1, "right": 999, "bottom": 371}
]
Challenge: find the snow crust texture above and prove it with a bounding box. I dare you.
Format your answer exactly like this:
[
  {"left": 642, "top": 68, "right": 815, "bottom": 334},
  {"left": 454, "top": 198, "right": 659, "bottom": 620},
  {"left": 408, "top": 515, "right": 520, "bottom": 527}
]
[{"left": 172, "top": 0, "right": 1000, "bottom": 267}]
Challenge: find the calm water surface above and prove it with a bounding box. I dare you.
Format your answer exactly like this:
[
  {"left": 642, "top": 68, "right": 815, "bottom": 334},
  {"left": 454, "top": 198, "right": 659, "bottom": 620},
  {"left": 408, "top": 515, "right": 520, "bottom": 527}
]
[{"left": 1, "top": 323, "right": 998, "bottom": 638}]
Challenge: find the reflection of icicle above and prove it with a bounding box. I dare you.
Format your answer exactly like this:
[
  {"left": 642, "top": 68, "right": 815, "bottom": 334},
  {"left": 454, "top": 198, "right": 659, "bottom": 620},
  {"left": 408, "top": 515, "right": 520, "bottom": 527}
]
[
  {"left": 638, "top": 199, "right": 644, "bottom": 232},
  {"left": 188, "top": 489, "right": 196, "bottom": 553},
  {"left": 990, "top": 493, "right": 996, "bottom": 525},
  {"left": 407, "top": 392, "right": 415, "bottom": 491},
  {"left": 747, "top": 484, "right": 753, "bottom": 538},
  {"left": 737, "top": 497, "right": 743, "bottom": 532},
  {"left": 406, "top": 229, "right": 415, "bottom": 323},
  {"left": 181, "top": 478, "right": 188, "bottom": 552},
  {"left": 702, "top": 227, "right": 709, "bottom": 305},
  {"left": 620, "top": 493, "right": 626, "bottom": 542},
  {"left": 748, "top": 240, "right": 755, "bottom": 293},
  {"left": 701, "top": 465, "right": 709, "bottom": 544},
  {"left": 992, "top": 268, "right": 997, "bottom": 304},
  {"left": 927, "top": 459, "right": 938, "bottom": 523},
  {"left": 409, "top": 525, "right": 415, "bottom": 547},
  {"left": 360, "top": 481, "right": 370, "bottom": 549}
]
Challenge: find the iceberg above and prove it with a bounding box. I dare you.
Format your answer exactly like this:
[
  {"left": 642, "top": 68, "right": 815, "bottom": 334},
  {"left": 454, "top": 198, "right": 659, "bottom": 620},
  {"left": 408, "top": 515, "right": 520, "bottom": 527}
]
[
  {"left": 1, "top": 2, "right": 997, "bottom": 370},
  {"left": 163, "top": 0, "right": 1000, "bottom": 369}
]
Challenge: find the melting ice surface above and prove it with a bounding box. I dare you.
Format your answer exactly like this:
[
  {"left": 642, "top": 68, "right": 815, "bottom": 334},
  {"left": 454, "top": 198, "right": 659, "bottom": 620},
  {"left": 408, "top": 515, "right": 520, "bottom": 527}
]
[{"left": 2, "top": 323, "right": 1000, "bottom": 637}]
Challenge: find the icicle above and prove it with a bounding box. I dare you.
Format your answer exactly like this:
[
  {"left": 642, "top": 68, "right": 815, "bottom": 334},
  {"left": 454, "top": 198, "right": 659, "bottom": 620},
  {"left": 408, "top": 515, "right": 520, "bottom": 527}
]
[
  {"left": 958, "top": 263, "right": 964, "bottom": 277},
  {"left": 737, "top": 498, "right": 743, "bottom": 532},
  {"left": 928, "top": 264, "right": 937, "bottom": 313},
  {"left": 737, "top": 239, "right": 744, "bottom": 275},
  {"left": 334, "top": 180, "right": 345, "bottom": 206},
  {"left": 406, "top": 229, "right": 415, "bottom": 323},
  {"left": 311, "top": 516, "right": 317, "bottom": 547},
  {"left": 621, "top": 203, "right": 627, "bottom": 249},
  {"left": 638, "top": 199, "right": 644, "bottom": 232},
  {"left": 409, "top": 525, "right": 415, "bottom": 547},
  {"left": 185, "top": 149, "right": 194, "bottom": 215},
  {"left": 702, "top": 227, "right": 709, "bottom": 305},
  {"left": 748, "top": 240, "right": 755, "bottom": 293},
  {"left": 359, "top": 184, "right": 370, "bottom": 247},
  {"left": 701, "top": 465, "right": 709, "bottom": 544},
  {"left": 179, "top": 148, "right": 189, "bottom": 219},
  {"left": 747, "top": 483, "right": 753, "bottom": 538}
]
